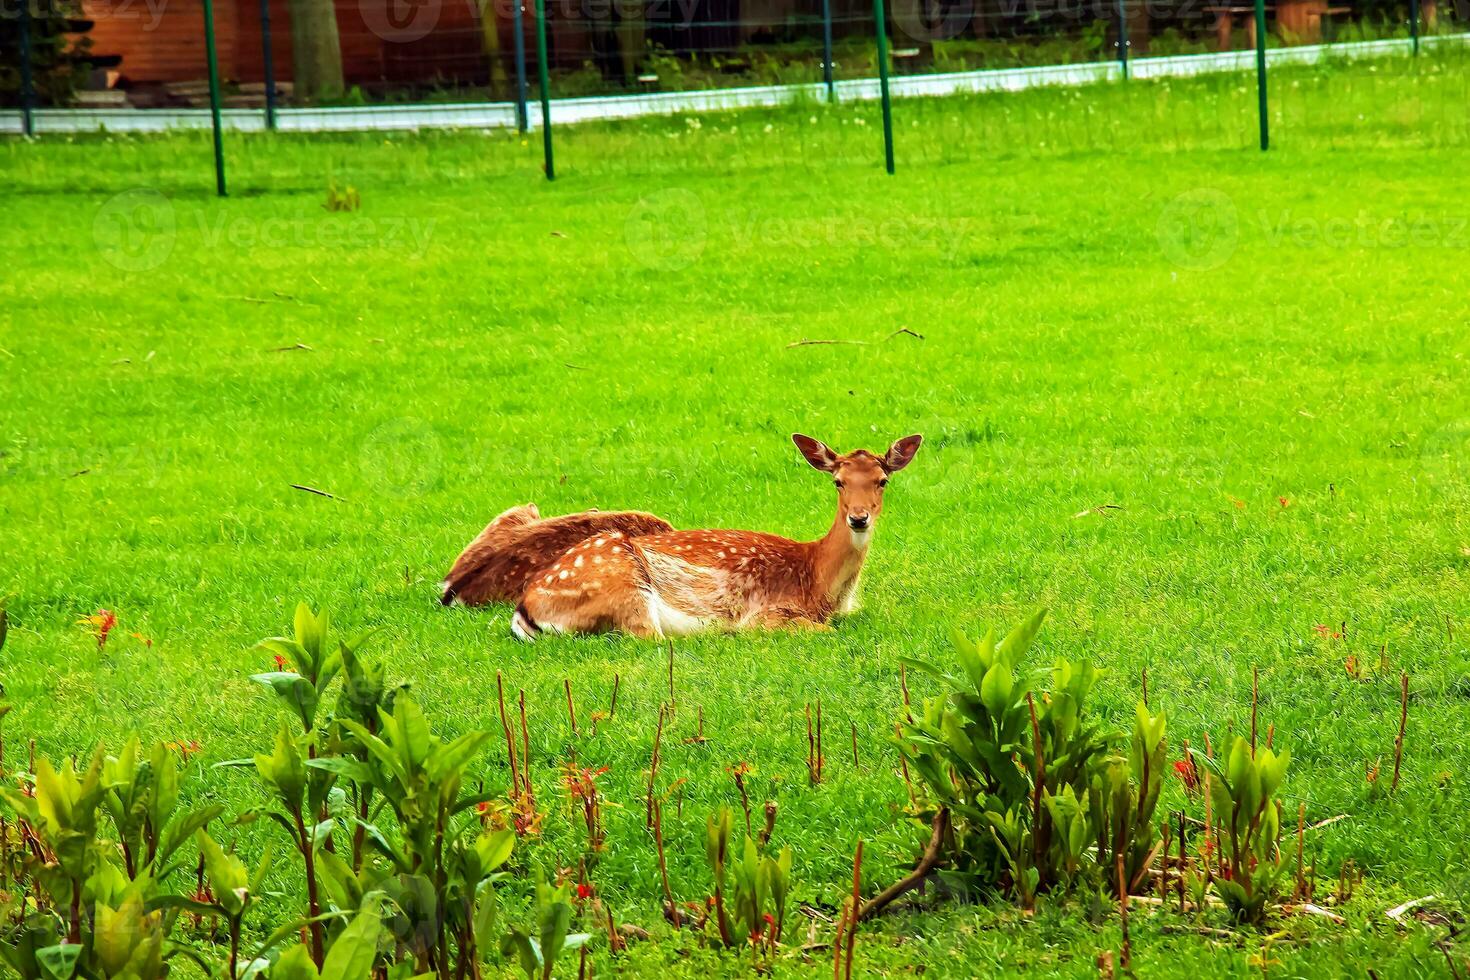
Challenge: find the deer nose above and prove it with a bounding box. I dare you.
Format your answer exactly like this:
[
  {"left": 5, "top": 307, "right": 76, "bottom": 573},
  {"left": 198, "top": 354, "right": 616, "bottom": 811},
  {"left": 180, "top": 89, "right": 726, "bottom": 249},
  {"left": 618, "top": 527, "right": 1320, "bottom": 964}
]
[{"left": 847, "top": 512, "right": 871, "bottom": 531}]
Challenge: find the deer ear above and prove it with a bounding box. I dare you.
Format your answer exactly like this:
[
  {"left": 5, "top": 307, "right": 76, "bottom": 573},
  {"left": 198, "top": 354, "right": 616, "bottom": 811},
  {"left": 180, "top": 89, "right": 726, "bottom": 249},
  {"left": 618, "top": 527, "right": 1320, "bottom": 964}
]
[
  {"left": 884, "top": 434, "right": 923, "bottom": 472},
  {"left": 792, "top": 434, "right": 839, "bottom": 473}
]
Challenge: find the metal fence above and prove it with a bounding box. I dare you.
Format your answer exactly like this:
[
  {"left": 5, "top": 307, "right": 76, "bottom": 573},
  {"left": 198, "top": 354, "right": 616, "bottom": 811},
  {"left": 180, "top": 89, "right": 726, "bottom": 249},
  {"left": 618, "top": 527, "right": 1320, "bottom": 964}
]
[{"left": 2, "top": 0, "right": 1467, "bottom": 188}]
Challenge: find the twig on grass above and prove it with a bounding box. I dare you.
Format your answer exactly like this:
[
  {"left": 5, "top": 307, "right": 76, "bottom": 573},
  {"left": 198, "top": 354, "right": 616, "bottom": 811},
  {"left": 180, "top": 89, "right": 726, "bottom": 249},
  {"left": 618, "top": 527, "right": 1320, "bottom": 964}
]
[
  {"left": 289, "top": 484, "right": 343, "bottom": 501},
  {"left": 858, "top": 809, "right": 948, "bottom": 921},
  {"left": 786, "top": 338, "right": 870, "bottom": 349}
]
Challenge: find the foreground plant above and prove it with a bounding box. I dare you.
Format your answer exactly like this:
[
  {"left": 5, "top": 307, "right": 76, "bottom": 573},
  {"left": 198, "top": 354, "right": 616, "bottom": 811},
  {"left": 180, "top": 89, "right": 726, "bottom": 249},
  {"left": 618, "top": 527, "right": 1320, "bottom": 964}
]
[
  {"left": 705, "top": 807, "right": 792, "bottom": 962},
  {"left": 876, "top": 610, "right": 1167, "bottom": 914},
  {"left": 1192, "top": 737, "right": 1292, "bottom": 924},
  {"left": 502, "top": 872, "right": 590, "bottom": 980},
  {"left": 0, "top": 735, "right": 230, "bottom": 980}
]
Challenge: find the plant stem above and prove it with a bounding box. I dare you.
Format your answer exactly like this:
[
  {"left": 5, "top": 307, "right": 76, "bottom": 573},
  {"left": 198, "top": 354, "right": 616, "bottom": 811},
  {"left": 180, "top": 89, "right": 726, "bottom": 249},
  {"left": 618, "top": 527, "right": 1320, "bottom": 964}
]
[
  {"left": 844, "top": 840, "right": 863, "bottom": 980},
  {"left": 295, "top": 809, "right": 326, "bottom": 966},
  {"left": 1250, "top": 666, "right": 1259, "bottom": 756},
  {"left": 518, "top": 690, "right": 534, "bottom": 801},
  {"left": 647, "top": 705, "right": 665, "bottom": 829},
  {"left": 497, "top": 672, "right": 521, "bottom": 796},
  {"left": 1391, "top": 671, "right": 1409, "bottom": 793},
  {"left": 653, "top": 798, "right": 681, "bottom": 927}
]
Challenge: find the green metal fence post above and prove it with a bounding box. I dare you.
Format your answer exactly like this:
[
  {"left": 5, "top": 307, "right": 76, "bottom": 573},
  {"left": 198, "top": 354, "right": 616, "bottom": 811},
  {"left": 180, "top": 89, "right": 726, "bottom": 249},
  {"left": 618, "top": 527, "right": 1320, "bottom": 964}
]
[
  {"left": 202, "top": 0, "right": 228, "bottom": 194},
  {"left": 1253, "top": 0, "right": 1269, "bottom": 151},
  {"left": 873, "top": 0, "right": 894, "bottom": 174},
  {"left": 534, "top": 0, "right": 554, "bottom": 180},
  {"left": 1409, "top": 0, "right": 1420, "bottom": 55},
  {"left": 258, "top": 0, "right": 277, "bottom": 130},
  {"left": 513, "top": 0, "right": 530, "bottom": 132},
  {"left": 1115, "top": 0, "right": 1129, "bottom": 80},
  {"left": 18, "top": 0, "right": 35, "bottom": 137},
  {"left": 821, "top": 0, "right": 835, "bottom": 103}
]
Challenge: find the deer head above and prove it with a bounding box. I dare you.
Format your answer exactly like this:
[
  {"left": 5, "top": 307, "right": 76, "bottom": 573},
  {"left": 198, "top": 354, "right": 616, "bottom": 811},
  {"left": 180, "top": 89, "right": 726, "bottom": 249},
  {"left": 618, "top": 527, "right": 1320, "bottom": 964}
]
[{"left": 792, "top": 433, "right": 923, "bottom": 543}]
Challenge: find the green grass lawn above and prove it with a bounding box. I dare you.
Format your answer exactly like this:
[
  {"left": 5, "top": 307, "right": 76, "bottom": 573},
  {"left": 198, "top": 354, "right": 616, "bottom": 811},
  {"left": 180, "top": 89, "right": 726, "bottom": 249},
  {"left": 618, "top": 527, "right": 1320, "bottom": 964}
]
[{"left": 3, "top": 54, "right": 1470, "bottom": 977}]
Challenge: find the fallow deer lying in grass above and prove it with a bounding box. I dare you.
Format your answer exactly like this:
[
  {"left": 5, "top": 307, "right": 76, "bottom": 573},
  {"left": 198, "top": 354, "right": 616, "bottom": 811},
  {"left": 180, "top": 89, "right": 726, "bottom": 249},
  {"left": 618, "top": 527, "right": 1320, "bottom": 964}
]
[
  {"left": 511, "top": 433, "right": 922, "bottom": 640},
  {"left": 441, "top": 504, "right": 673, "bottom": 606}
]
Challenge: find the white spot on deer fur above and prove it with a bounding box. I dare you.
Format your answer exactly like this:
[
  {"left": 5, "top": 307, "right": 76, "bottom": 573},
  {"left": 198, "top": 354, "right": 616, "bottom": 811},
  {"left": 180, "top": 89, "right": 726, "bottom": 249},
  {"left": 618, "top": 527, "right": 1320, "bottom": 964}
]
[
  {"left": 574, "top": 556, "right": 584, "bottom": 567},
  {"left": 559, "top": 570, "right": 570, "bottom": 580},
  {"left": 544, "top": 575, "right": 553, "bottom": 584},
  {"left": 593, "top": 555, "right": 603, "bottom": 564},
  {"left": 612, "top": 545, "right": 622, "bottom": 553},
  {"left": 594, "top": 538, "right": 605, "bottom": 547}
]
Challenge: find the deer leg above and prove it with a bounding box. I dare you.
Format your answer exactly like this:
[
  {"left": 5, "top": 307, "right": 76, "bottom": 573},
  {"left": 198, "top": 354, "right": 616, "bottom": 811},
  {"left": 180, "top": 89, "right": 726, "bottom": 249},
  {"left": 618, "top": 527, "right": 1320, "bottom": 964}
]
[
  {"left": 515, "top": 536, "right": 658, "bottom": 639},
  {"left": 749, "top": 609, "right": 830, "bottom": 632}
]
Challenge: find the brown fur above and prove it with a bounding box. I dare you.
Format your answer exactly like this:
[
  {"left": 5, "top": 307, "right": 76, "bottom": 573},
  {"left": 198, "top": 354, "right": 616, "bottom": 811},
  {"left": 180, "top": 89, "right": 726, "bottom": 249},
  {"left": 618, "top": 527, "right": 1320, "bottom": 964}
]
[
  {"left": 518, "top": 434, "right": 922, "bottom": 639},
  {"left": 441, "top": 504, "right": 674, "bottom": 606}
]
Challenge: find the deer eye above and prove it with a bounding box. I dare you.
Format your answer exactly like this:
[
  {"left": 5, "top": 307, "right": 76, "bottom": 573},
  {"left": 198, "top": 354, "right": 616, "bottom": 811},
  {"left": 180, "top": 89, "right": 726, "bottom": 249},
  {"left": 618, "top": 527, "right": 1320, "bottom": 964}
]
[
  {"left": 878, "top": 478, "right": 889, "bottom": 488},
  {"left": 834, "top": 480, "right": 843, "bottom": 489}
]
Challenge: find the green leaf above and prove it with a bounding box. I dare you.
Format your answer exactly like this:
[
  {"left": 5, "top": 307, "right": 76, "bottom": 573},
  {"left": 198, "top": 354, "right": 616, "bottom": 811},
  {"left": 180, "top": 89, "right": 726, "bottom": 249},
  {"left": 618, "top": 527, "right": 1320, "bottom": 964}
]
[
  {"left": 474, "top": 829, "right": 515, "bottom": 872},
  {"left": 473, "top": 881, "right": 499, "bottom": 959},
  {"left": 428, "top": 731, "right": 492, "bottom": 783},
  {"left": 255, "top": 719, "right": 307, "bottom": 809},
  {"left": 997, "top": 608, "right": 1048, "bottom": 663},
  {"left": 320, "top": 899, "right": 382, "bottom": 980},
  {"left": 949, "top": 626, "right": 989, "bottom": 691},
  {"left": 338, "top": 719, "right": 407, "bottom": 787},
  {"left": 197, "top": 830, "right": 250, "bottom": 916},
  {"left": 979, "top": 661, "right": 1014, "bottom": 718},
  {"left": 155, "top": 802, "right": 225, "bottom": 870},
  {"left": 537, "top": 886, "right": 572, "bottom": 978},
  {"left": 501, "top": 926, "right": 541, "bottom": 980},
  {"left": 395, "top": 697, "right": 433, "bottom": 769},
  {"left": 35, "top": 944, "right": 81, "bottom": 980},
  {"left": 305, "top": 757, "right": 373, "bottom": 784},
  {"left": 251, "top": 672, "right": 320, "bottom": 731},
  {"left": 295, "top": 602, "right": 325, "bottom": 663},
  {"left": 271, "top": 945, "right": 321, "bottom": 980}
]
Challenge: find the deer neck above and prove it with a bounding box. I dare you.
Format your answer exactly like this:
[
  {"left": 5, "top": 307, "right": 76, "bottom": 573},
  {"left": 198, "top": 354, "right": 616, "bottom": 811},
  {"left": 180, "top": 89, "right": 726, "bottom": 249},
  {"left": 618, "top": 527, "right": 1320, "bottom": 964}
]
[{"left": 811, "top": 511, "right": 872, "bottom": 610}]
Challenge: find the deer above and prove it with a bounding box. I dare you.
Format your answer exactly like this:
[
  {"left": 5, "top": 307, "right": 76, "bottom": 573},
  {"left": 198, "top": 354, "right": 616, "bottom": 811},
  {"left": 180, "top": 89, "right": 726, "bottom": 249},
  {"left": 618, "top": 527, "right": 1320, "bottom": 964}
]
[
  {"left": 440, "top": 503, "right": 673, "bottom": 606},
  {"left": 511, "top": 433, "right": 922, "bottom": 640}
]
